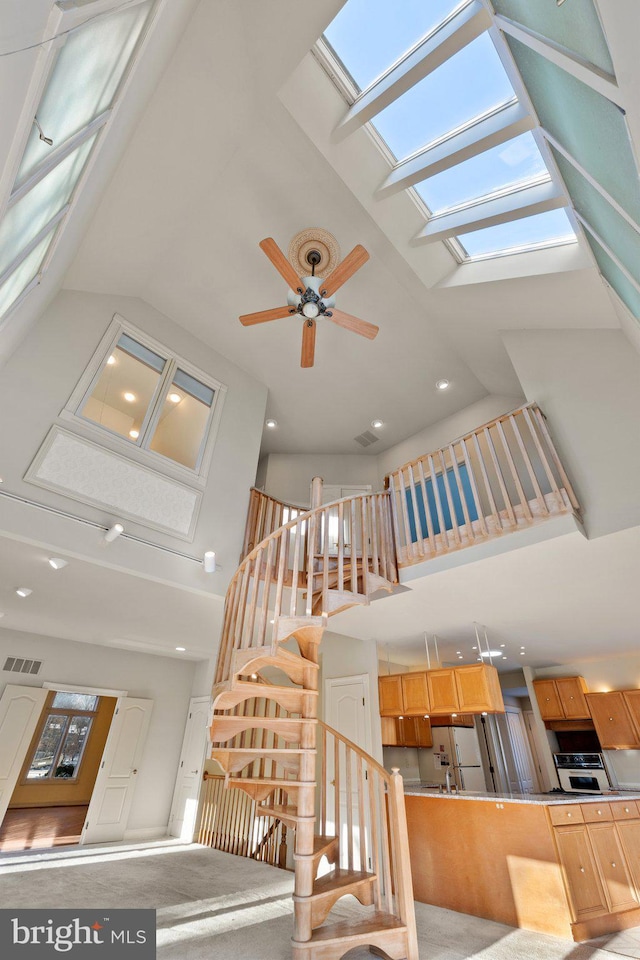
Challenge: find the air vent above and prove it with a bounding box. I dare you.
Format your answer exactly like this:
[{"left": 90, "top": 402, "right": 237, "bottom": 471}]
[
  {"left": 3, "top": 656, "right": 42, "bottom": 676},
  {"left": 354, "top": 430, "right": 380, "bottom": 448}
]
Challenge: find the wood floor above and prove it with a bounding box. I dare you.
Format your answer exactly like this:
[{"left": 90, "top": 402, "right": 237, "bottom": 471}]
[{"left": 0, "top": 805, "right": 88, "bottom": 852}]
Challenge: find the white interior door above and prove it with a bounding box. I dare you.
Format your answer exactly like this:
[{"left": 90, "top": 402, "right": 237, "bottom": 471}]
[
  {"left": 505, "top": 706, "right": 538, "bottom": 793},
  {"left": 81, "top": 697, "right": 153, "bottom": 845},
  {"left": 0, "top": 684, "right": 48, "bottom": 827},
  {"left": 168, "top": 696, "right": 209, "bottom": 841}
]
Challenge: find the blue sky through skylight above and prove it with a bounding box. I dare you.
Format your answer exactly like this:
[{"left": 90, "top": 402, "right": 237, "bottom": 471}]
[
  {"left": 372, "top": 34, "right": 515, "bottom": 162},
  {"left": 458, "top": 209, "right": 575, "bottom": 257},
  {"left": 324, "top": 0, "right": 468, "bottom": 92},
  {"left": 415, "top": 132, "right": 548, "bottom": 214}
]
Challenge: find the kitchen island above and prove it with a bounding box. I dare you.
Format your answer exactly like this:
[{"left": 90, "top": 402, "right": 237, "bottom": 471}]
[{"left": 403, "top": 786, "right": 640, "bottom": 941}]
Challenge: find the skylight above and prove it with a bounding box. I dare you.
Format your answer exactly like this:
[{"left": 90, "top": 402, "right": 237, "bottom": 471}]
[
  {"left": 0, "top": 0, "right": 155, "bottom": 325},
  {"left": 320, "top": 0, "right": 577, "bottom": 262}
]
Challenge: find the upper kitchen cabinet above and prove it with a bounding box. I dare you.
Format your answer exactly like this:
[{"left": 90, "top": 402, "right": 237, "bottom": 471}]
[
  {"left": 378, "top": 675, "right": 404, "bottom": 717},
  {"left": 427, "top": 669, "right": 459, "bottom": 715},
  {"left": 401, "top": 672, "right": 430, "bottom": 716},
  {"left": 585, "top": 692, "right": 640, "bottom": 750},
  {"left": 534, "top": 677, "right": 590, "bottom": 721},
  {"left": 455, "top": 664, "right": 505, "bottom": 714}
]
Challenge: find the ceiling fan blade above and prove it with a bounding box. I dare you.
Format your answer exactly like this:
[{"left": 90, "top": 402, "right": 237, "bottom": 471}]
[
  {"left": 259, "top": 238, "right": 305, "bottom": 293},
  {"left": 321, "top": 244, "right": 369, "bottom": 296},
  {"left": 328, "top": 308, "right": 379, "bottom": 340},
  {"left": 301, "top": 318, "right": 316, "bottom": 368},
  {"left": 239, "top": 306, "right": 293, "bottom": 326}
]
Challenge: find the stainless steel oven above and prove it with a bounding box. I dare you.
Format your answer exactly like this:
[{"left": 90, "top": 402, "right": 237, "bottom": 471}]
[{"left": 554, "top": 752, "right": 611, "bottom": 793}]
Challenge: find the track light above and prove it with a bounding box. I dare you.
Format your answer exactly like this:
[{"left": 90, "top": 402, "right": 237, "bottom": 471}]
[
  {"left": 33, "top": 117, "right": 53, "bottom": 147},
  {"left": 48, "top": 558, "right": 68, "bottom": 570},
  {"left": 203, "top": 551, "right": 216, "bottom": 573},
  {"left": 104, "top": 522, "right": 124, "bottom": 543},
  {"left": 16, "top": 587, "right": 32, "bottom": 598}
]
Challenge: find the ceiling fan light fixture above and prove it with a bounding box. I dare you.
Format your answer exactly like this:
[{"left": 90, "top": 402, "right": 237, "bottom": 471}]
[{"left": 302, "top": 301, "right": 320, "bottom": 319}]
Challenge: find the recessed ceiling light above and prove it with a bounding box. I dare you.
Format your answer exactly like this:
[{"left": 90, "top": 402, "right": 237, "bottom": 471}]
[
  {"left": 471, "top": 645, "right": 477, "bottom": 650},
  {"left": 107, "top": 355, "right": 116, "bottom": 365},
  {"left": 16, "top": 587, "right": 32, "bottom": 598},
  {"left": 175, "top": 646, "right": 186, "bottom": 652},
  {"left": 129, "top": 429, "right": 139, "bottom": 439},
  {"left": 0, "top": 477, "right": 4, "bottom": 483},
  {"left": 500, "top": 644, "right": 506, "bottom": 648},
  {"left": 436, "top": 379, "right": 450, "bottom": 390},
  {"left": 456, "top": 651, "right": 461, "bottom": 655},
  {"left": 265, "top": 418, "right": 277, "bottom": 429},
  {"left": 124, "top": 392, "right": 136, "bottom": 402},
  {"left": 480, "top": 650, "right": 502, "bottom": 658},
  {"left": 520, "top": 651, "right": 526, "bottom": 656},
  {"left": 457, "top": 655, "right": 463, "bottom": 659},
  {"left": 169, "top": 393, "right": 181, "bottom": 403},
  {"left": 371, "top": 419, "right": 384, "bottom": 429},
  {"left": 502, "top": 656, "right": 507, "bottom": 660},
  {"left": 48, "top": 558, "right": 67, "bottom": 570}
]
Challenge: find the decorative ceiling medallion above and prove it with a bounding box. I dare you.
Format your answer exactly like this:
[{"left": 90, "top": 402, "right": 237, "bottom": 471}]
[{"left": 288, "top": 228, "right": 340, "bottom": 278}]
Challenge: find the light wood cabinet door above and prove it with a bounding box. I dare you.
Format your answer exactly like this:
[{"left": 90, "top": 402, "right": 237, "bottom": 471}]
[
  {"left": 624, "top": 690, "right": 640, "bottom": 740},
  {"left": 556, "top": 677, "right": 590, "bottom": 720},
  {"left": 554, "top": 824, "right": 608, "bottom": 920},
  {"left": 380, "top": 716, "right": 399, "bottom": 746},
  {"left": 586, "top": 692, "right": 640, "bottom": 749},
  {"left": 427, "top": 669, "right": 459, "bottom": 714},
  {"left": 414, "top": 716, "right": 433, "bottom": 747},
  {"left": 398, "top": 717, "right": 418, "bottom": 747},
  {"left": 455, "top": 664, "right": 504, "bottom": 713},
  {"left": 533, "top": 679, "right": 564, "bottom": 721},
  {"left": 378, "top": 675, "right": 403, "bottom": 717},
  {"left": 401, "top": 672, "right": 430, "bottom": 716},
  {"left": 615, "top": 820, "right": 640, "bottom": 895},
  {"left": 587, "top": 822, "right": 638, "bottom": 912}
]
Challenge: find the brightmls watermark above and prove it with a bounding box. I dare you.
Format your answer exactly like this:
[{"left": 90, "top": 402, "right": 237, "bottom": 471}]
[{"left": 0, "top": 910, "right": 155, "bottom": 957}]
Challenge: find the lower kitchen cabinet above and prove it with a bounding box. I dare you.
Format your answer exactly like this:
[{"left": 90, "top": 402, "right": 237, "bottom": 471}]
[
  {"left": 587, "top": 822, "right": 638, "bottom": 912},
  {"left": 616, "top": 819, "right": 640, "bottom": 893},
  {"left": 553, "top": 824, "right": 608, "bottom": 920}
]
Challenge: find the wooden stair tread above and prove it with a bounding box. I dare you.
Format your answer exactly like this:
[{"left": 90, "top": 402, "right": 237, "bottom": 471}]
[
  {"left": 229, "top": 776, "right": 312, "bottom": 788},
  {"left": 312, "top": 868, "right": 375, "bottom": 896},
  {"left": 256, "top": 803, "right": 313, "bottom": 824},
  {"left": 214, "top": 747, "right": 310, "bottom": 755},
  {"left": 299, "top": 912, "right": 406, "bottom": 943},
  {"left": 313, "top": 834, "right": 337, "bottom": 855},
  {"left": 215, "top": 680, "right": 319, "bottom": 697}
]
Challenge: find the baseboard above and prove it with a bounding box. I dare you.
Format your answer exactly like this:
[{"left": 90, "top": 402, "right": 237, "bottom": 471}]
[{"left": 123, "top": 826, "right": 169, "bottom": 842}]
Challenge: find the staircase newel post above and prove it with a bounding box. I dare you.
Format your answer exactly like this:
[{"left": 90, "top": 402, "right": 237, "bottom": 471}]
[
  {"left": 389, "top": 768, "right": 419, "bottom": 960},
  {"left": 310, "top": 476, "right": 324, "bottom": 511}
]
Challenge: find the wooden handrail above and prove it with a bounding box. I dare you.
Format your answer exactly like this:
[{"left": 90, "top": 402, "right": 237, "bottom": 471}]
[
  {"left": 241, "top": 488, "right": 308, "bottom": 561},
  {"left": 385, "top": 402, "right": 580, "bottom": 567}
]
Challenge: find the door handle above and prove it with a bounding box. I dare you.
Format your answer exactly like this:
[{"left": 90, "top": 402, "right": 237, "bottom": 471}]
[{"left": 132, "top": 769, "right": 138, "bottom": 775}]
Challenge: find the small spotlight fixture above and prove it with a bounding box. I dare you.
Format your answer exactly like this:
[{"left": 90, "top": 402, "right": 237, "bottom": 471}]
[
  {"left": 168, "top": 393, "right": 181, "bottom": 403},
  {"left": 129, "top": 429, "right": 139, "bottom": 439},
  {"left": 123, "top": 392, "right": 136, "bottom": 403},
  {"left": 371, "top": 419, "right": 384, "bottom": 429},
  {"left": 104, "top": 522, "right": 124, "bottom": 543},
  {"left": 265, "top": 418, "right": 277, "bottom": 429},
  {"left": 204, "top": 550, "right": 216, "bottom": 573},
  {"left": 175, "top": 646, "right": 186, "bottom": 652},
  {"left": 16, "top": 587, "right": 32, "bottom": 598},
  {"left": 107, "top": 355, "right": 116, "bottom": 365},
  {"left": 436, "top": 379, "right": 450, "bottom": 390},
  {"left": 48, "top": 558, "right": 68, "bottom": 570}
]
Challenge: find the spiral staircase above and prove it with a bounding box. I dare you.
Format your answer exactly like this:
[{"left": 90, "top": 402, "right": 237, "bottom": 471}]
[{"left": 209, "top": 478, "right": 418, "bottom": 960}]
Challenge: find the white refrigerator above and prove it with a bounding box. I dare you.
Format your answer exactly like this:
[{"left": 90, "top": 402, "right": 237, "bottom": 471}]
[{"left": 418, "top": 723, "right": 487, "bottom": 792}]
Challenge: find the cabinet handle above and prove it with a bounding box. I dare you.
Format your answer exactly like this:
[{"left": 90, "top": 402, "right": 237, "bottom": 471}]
[
  {"left": 625, "top": 807, "right": 630, "bottom": 813},
  {"left": 609, "top": 717, "right": 614, "bottom": 721},
  {"left": 611, "top": 862, "right": 617, "bottom": 868},
  {"left": 580, "top": 867, "right": 585, "bottom": 873},
  {"left": 597, "top": 810, "right": 602, "bottom": 816},
  {"left": 567, "top": 813, "right": 572, "bottom": 818}
]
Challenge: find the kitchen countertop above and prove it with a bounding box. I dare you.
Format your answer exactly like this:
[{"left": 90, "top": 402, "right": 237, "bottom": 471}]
[{"left": 402, "top": 783, "right": 640, "bottom": 805}]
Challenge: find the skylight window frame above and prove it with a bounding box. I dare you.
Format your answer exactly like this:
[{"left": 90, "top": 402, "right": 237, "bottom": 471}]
[{"left": 0, "top": 0, "right": 159, "bottom": 324}]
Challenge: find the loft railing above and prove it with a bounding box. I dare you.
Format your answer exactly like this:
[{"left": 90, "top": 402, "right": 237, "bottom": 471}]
[
  {"left": 385, "top": 402, "right": 580, "bottom": 567},
  {"left": 242, "top": 489, "right": 307, "bottom": 562},
  {"left": 215, "top": 491, "right": 397, "bottom": 687}
]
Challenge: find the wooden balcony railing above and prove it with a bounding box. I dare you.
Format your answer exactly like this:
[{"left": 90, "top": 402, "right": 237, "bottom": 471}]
[{"left": 385, "top": 402, "right": 580, "bottom": 567}]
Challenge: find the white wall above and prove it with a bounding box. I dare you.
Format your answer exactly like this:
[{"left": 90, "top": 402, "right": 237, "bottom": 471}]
[
  {"left": 0, "top": 628, "right": 196, "bottom": 836},
  {"left": 0, "top": 290, "right": 267, "bottom": 594},
  {"left": 319, "top": 630, "right": 382, "bottom": 764},
  {"left": 257, "top": 454, "right": 381, "bottom": 506},
  {"left": 503, "top": 329, "right": 640, "bottom": 540}
]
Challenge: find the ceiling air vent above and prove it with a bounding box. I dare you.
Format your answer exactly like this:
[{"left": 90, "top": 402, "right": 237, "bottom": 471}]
[
  {"left": 3, "top": 656, "right": 43, "bottom": 676},
  {"left": 354, "top": 430, "right": 380, "bottom": 448}
]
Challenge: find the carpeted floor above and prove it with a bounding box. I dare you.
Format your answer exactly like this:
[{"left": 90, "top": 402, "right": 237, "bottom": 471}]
[{"left": 0, "top": 840, "right": 638, "bottom": 960}]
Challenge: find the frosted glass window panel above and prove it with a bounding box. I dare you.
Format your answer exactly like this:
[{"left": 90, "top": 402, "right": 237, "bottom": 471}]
[
  {"left": 491, "top": 0, "right": 613, "bottom": 76},
  {"left": 80, "top": 334, "right": 166, "bottom": 441},
  {"left": 149, "top": 370, "right": 214, "bottom": 469},
  {"left": 373, "top": 34, "right": 515, "bottom": 162},
  {"left": 588, "top": 235, "right": 640, "bottom": 320},
  {"left": 416, "top": 132, "right": 548, "bottom": 214},
  {"left": 0, "top": 136, "right": 96, "bottom": 278},
  {"left": 324, "top": 0, "right": 468, "bottom": 92},
  {"left": 0, "top": 232, "right": 54, "bottom": 321},
  {"left": 458, "top": 208, "right": 575, "bottom": 258},
  {"left": 17, "top": 0, "right": 153, "bottom": 183}
]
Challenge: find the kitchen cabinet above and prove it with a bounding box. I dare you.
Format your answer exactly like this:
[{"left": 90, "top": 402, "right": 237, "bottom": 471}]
[
  {"left": 455, "top": 663, "right": 504, "bottom": 714},
  {"left": 426, "top": 669, "right": 459, "bottom": 714},
  {"left": 378, "top": 675, "right": 404, "bottom": 717},
  {"left": 380, "top": 716, "right": 399, "bottom": 746},
  {"left": 401, "top": 672, "right": 429, "bottom": 716},
  {"left": 553, "top": 823, "right": 609, "bottom": 920},
  {"left": 625, "top": 690, "right": 640, "bottom": 736},
  {"left": 430, "top": 714, "right": 474, "bottom": 728},
  {"left": 585, "top": 692, "right": 640, "bottom": 749},
  {"left": 533, "top": 676, "right": 590, "bottom": 721},
  {"left": 587, "top": 822, "right": 638, "bottom": 912},
  {"left": 381, "top": 715, "right": 432, "bottom": 748}
]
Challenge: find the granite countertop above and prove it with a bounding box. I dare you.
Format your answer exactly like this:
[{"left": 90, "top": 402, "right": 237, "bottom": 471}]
[{"left": 402, "top": 784, "right": 640, "bottom": 805}]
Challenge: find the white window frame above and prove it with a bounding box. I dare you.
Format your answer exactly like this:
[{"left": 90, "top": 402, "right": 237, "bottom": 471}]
[{"left": 61, "top": 314, "right": 227, "bottom": 485}]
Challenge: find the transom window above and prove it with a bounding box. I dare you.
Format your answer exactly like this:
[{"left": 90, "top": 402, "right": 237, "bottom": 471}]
[
  {"left": 72, "top": 321, "right": 220, "bottom": 473},
  {"left": 26, "top": 692, "right": 99, "bottom": 782}
]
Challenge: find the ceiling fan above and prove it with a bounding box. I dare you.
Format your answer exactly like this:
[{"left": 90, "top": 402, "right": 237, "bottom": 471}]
[{"left": 239, "top": 234, "right": 379, "bottom": 367}]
